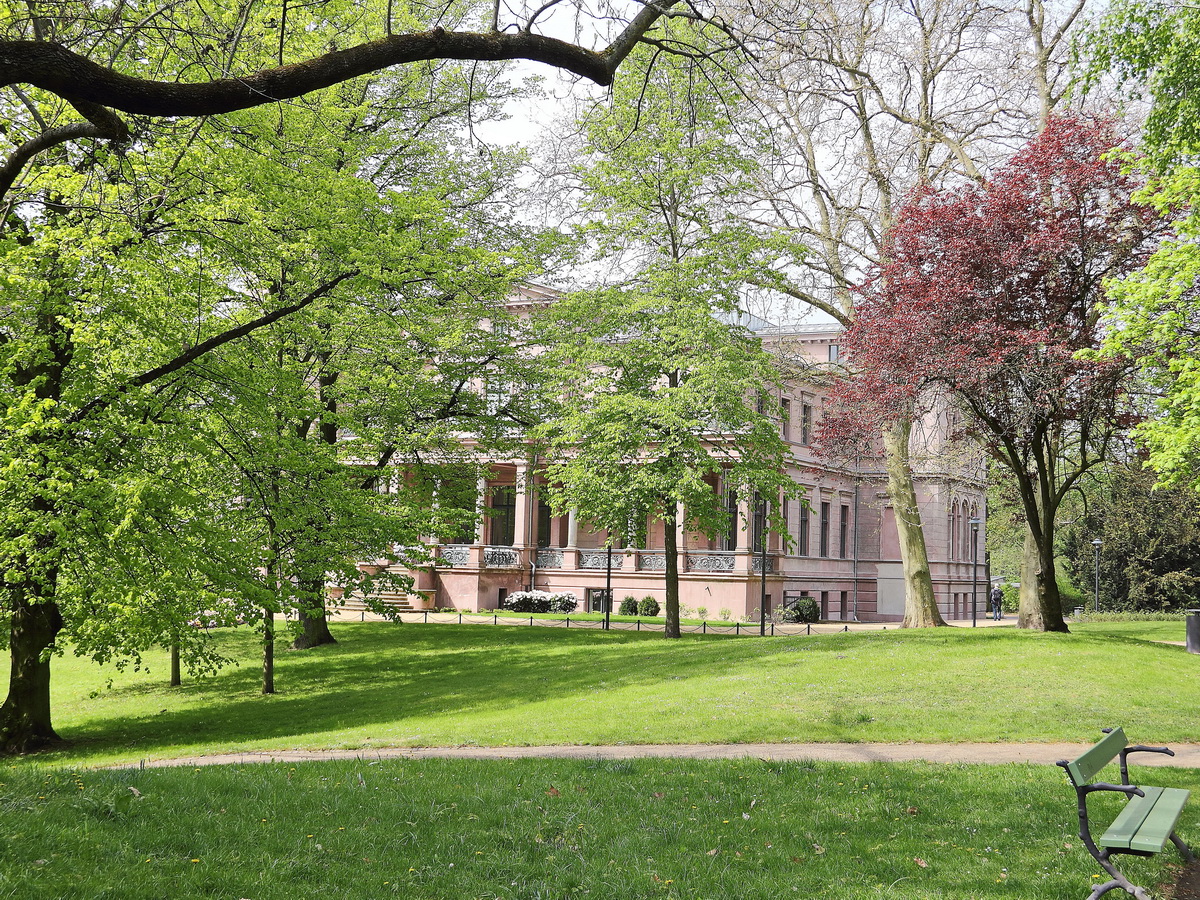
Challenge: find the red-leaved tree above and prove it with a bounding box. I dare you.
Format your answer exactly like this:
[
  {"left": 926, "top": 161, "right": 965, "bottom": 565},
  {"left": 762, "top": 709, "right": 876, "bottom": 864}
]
[{"left": 823, "top": 117, "right": 1161, "bottom": 632}]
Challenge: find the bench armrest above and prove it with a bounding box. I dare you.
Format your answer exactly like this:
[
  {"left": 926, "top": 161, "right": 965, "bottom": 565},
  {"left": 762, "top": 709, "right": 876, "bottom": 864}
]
[
  {"left": 1083, "top": 783, "right": 1146, "bottom": 799},
  {"left": 1119, "top": 746, "right": 1174, "bottom": 785}
]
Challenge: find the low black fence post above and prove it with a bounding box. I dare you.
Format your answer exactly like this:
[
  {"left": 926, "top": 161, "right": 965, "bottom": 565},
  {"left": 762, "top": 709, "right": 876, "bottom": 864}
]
[
  {"left": 702, "top": 621, "right": 706, "bottom": 634},
  {"left": 424, "top": 610, "right": 429, "bottom": 624},
  {"left": 735, "top": 622, "right": 740, "bottom": 635},
  {"left": 806, "top": 623, "right": 811, "bottom": 635},
  {"left": 771, "top": 622, "right": 775, "bottom": 636},
  {"left": 637, "top": 619, "right": 641, "bottom": 631},
  {"left": 530, "top": 615, "right": 534, "bottom": 627},
  {"left": 458, "top": 612, "right": 462, "bottom": 624}
]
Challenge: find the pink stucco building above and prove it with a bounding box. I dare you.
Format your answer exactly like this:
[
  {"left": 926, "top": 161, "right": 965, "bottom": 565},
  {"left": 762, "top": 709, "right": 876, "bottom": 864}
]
[{"left": 368, "top": 287, "right": 987, "bottom": 623}]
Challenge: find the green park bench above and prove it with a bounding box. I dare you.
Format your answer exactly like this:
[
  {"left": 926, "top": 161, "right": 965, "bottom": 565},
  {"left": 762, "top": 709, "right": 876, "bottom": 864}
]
[{"left": 1057, "top": 728, "right": 1194, "bottom": 899}]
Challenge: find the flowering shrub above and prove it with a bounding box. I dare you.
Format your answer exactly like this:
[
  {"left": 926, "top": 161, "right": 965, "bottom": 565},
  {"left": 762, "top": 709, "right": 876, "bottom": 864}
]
[
  {"left": 500, "top": 590, "right": 578, "bottom": 614},
  {"left": 637, "top": 596, "right": 660, "bottom": 617}
]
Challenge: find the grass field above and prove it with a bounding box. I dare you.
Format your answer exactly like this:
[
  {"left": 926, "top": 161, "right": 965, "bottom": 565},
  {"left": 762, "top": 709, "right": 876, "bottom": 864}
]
[
  {"left": 3, "top": 757, "right": 1196, "bottom": 899},
  {"left": 6, "top": 620, "right": 1198, "bottom": 899},
  {"left": 30, "top": 619, "right": 1200, "bottom": 767}
]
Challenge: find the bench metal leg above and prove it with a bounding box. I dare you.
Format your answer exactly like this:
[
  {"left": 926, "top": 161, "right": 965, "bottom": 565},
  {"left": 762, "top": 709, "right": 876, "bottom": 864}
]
[
  {"left": 1087, "top": 875, "right": 1151, "bottom": 900},
  {"left": 1088, "top": 854, "right": 1152, "bottom": 900},
  {"left": 1170, "top": 832, "right": 1195, "bottom": 863}
]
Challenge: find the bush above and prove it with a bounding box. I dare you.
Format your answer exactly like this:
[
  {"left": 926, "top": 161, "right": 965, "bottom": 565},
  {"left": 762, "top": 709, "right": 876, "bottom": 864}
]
[
  {"left": 780, "top": 597, "right": 820, "bottom": 624},
  {"left": 1000, "top": 583, "right": 1019, "bottom": 613},
  {"left": 500, "top": 590, "right": 577, "bottom": 614},
  {"left": 637, "top": 596, "right": 660, "bottom": 617},
  {"left": 618, "top": 596, "right": 639, "bottom": 616}
]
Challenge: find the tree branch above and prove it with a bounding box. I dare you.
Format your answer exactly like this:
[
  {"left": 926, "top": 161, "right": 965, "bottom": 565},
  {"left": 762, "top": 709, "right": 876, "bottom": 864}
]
[
  {"left": 0, "top": 99, "right": 129, "bottom": 198},
  {"left": 70, "top": 270, "right": 360, "bottom": 424},
  {"left": 0, "top": 13, "right": 676, "bottom": 116}
]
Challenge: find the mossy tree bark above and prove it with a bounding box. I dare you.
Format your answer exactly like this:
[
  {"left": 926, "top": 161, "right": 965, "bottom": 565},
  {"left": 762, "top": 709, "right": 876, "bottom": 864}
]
[{"left": 883, "top": 419, "right": 946, "bottom": 627}]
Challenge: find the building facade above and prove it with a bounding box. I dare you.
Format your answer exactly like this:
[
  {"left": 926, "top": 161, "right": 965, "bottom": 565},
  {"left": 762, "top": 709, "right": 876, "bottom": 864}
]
[{"left": 368, "top": 289, "right": 988, "bottom": 623}]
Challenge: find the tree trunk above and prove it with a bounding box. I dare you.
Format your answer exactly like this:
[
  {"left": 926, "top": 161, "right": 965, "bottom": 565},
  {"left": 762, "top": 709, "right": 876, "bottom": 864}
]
[
  {"left": 663, "top": 509, "right": 681, "bottom": 639},
  {"left": 291, "top": 577, "right": 336, "bottom": 649},
  {"left": 1033, "top": 529, "right": 1069, "bottom": 633},
  {"left": 262, "top": 606, "right": 276, "bottom": 695},
  {"left": 883, "top": 419, "right": 946, "bottom": 627},
  {"left": 292, "top": 350, "right": 339, "bottom": 651},
  {"left": 1017, "top": 529, "right": 1044, "bottom": 630},
  {"left": 169, "top": 641, "right": 181, "bottom": 686},
  {"left": 1016, "top": 499, "right": 1069, "bottom": 633},
  {"left": 0, "top": 581, "right": 65, "bottom": 754}
]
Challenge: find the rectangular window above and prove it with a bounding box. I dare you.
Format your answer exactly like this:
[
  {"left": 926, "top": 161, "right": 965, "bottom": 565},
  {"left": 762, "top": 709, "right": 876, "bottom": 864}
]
[
  {"left": 752, "top": 493, "right": 766, "bottom": 554},
  {"left": 828, "top": 343, "right": 839, "bottom": 363},
  {"left": 781, "top": 398, "right": 792, "bottom": 441},
  {"left": 839, "top": 504, "right": 850, "bottom": 558},
  {"left": 801, "top": 403, "right": 813, "bottom": 445},
  {"left": 485, "top": 376, "right": 510, "bottom": 417},
  {"left": 819, "top": 501, "right": 831, "bottom": 557},
  {"left": 586, "top": 588, "right": 612, "bottom": 613},
  {"left": 536, "top": 498, "right": 553, "bottom": 548},
  {"left": 797, "top": 503, "right": 810, "bottom": 556},
  {"left": 723, "top": 488, "right": 738, "bottom": 551},
  {"left": 489, "top": 485, "right": 516, "bottom": 546}
]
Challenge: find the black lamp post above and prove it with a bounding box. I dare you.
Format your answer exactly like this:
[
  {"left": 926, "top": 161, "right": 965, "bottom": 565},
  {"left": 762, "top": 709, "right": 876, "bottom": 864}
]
[
  {"left": 1091, "top": 538, "right": 1102, "bottom": 614},
  {"left": 604, "top": 543, "right": 613, "bottom": 631},
  {"left": 969, "top": 517, "right": 982, "bottom": 627},
  {"left": 759, "top": 495, "right": 769, "bottom": 636}
]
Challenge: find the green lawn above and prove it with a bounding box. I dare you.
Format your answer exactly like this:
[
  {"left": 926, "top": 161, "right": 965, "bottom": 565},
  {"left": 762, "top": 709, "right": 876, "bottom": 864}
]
[
  {"left": 31, "top": 619, "right": 1200, "bottom": 767},
  {"left": 3, "top": 757, "right": 1195, "bottom": 899}
]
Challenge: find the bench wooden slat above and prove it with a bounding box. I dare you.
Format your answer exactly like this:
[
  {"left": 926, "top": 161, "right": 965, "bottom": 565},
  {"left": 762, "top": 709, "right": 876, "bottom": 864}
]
[
  {"left": 1130, "top": 788, "right": 1189, "bottom": 853},
  {"left": 1066, "top": 727, "right": 1128, "bottom": 785},
  {"left": 1100, "top": 787, "right": 1190, "bottom": 853}
]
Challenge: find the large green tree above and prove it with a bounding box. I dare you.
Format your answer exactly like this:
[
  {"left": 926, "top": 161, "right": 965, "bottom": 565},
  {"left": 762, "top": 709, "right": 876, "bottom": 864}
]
[
  {"left": 1091, "top": 2, "right": 1200, "bottom": 493},
  {"left": 532, "top": 43, "right": 796, "bottom": 638},
  {"left": 0, "top": 1, "right": 561, "bottom": 750},
  {"left": 1062, "top": 462, "right": 1200, "bottom": 612}
]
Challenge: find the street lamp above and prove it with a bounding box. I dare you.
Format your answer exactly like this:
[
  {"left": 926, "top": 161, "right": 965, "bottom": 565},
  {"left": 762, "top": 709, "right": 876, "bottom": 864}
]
[
  {"left": 969, "top": 517, "right": 982, "bottom": 627},
  {"left": 604, "top": 543, "right": 613, "bottom": 631},
  {"left": 1091, "top": 539, "right": 1102, "bottom": 614},
  {"left": 759, "top": 494, "right": 769, "bottom": 637}
]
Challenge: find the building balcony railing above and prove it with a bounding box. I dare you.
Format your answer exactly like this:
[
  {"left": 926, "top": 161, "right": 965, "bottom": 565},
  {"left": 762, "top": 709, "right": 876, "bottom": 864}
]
[
  {"left": 580, "top": 549, "right": 624, "bottom": 569},
  {"left": 483, "top": 546, "right": 520, "bottom": 568},
  {"left": 751, "top": 554, "right": 777, "bottom": 573},
  {"left": 535, "top": 548, "right": 563, "bottom": 568},
  {"left": 686, "top": 551, "right": 736, "bottom": 572},
  {"left": 438, "top": 545, "right": 470, "bottom": 567}
]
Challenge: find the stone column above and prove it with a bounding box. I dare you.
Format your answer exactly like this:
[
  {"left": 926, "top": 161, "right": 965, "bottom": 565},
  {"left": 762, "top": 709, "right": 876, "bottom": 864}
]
[
  {"left": 564, "top": 508, "right": 580, "bottom": 571},
  {"left": 513, "top": 464, "right": 530, "bottom": 549},
  {"left": 469, "top": 475, "right": 488, "bottom": 567}
]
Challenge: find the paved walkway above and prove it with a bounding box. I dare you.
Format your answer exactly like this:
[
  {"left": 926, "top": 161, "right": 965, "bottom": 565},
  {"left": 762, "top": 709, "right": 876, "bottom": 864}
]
[{"left": 129, "top": 740, "right": 1200, "bottom": 769}]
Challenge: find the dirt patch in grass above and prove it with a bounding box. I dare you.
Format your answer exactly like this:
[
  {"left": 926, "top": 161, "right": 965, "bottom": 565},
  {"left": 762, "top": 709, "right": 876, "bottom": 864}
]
[{"left": 1166, "top": 861, "right": 1200, "bottom": 899}]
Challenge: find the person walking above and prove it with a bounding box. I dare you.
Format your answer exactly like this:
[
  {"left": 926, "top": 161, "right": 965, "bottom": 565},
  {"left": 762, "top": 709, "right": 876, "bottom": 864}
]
[{"left": 989, "top": 585, "right": 1004, "bottom": 620}]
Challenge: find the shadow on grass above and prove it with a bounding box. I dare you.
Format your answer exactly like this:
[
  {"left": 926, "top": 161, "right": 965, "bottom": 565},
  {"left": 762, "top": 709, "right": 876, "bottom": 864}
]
[
  {"left": 51, "top": 625, "right": 759, "bottom": 760},
  {"left": 38, "top": 622, "right": 1196, "bottom": 763}
]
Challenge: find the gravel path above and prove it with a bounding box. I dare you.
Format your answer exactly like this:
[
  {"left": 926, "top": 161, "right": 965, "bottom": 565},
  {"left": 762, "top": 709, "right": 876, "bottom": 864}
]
[{"left": 125, "top": 741, "right": 1200, "bottom": 769}]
